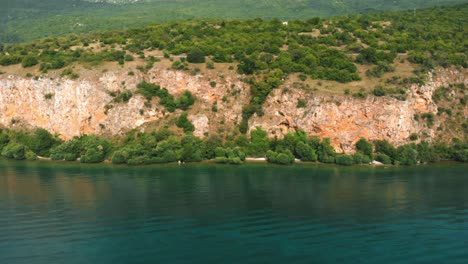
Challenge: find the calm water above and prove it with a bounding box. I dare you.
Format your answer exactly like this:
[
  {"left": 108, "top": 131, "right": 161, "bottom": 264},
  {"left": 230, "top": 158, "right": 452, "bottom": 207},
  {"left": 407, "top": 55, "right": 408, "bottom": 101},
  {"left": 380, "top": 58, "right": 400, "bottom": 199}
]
[{"left": 0, "top": 160, "right": 467, "bottom": 264}]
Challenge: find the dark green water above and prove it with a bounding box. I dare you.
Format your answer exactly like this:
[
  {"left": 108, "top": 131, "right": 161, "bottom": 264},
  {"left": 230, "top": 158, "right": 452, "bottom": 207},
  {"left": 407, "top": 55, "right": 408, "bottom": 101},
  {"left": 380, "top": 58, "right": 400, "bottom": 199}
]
[{"left": 0, "top": 160, "right": 467, "bottom": 264}]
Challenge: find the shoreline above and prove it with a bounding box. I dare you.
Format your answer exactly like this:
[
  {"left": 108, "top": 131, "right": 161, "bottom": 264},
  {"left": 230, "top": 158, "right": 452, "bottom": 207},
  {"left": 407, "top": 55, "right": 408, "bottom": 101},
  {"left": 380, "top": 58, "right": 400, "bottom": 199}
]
[{"left": 1, "top": 156, "right": 463, "bottom": 168}]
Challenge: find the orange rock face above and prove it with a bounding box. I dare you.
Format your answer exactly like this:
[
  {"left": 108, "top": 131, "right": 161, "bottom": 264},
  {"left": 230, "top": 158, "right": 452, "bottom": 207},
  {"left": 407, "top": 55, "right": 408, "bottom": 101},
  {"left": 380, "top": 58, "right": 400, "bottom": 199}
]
[
  {"left": 249, "top": 68, "right": 466, "bottom": 153},
  {"left": 0, "top": 67, "right": 249, "bottom": 139},
  {"left": 0, "top": 67, "right": 465, "bottom": 153}
]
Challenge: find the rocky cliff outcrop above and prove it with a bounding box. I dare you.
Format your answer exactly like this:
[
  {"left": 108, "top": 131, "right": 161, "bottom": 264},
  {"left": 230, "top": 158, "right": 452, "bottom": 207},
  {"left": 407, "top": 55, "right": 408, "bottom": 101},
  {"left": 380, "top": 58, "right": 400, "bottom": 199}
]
[
  {"left": 0, "top": 66, "right": 249, "bottom": 139},
  {"left": 250, "top": 68, "right": 466, "bottom": 152},
  {"left": 0, "top": 67, "right": 465, "bottom": 152}
]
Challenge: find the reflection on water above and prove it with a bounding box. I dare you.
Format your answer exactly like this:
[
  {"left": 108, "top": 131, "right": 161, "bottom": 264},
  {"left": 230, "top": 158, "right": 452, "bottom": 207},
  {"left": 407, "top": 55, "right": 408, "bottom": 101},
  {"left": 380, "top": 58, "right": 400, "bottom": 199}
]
[{"left": 0, "top": 160, "right": 467, "bottom": 264}]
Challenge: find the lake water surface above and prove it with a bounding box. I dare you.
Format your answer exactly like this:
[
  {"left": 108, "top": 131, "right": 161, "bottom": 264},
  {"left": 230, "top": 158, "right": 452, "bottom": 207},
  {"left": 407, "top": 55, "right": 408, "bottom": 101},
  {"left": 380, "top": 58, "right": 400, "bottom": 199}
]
[{"left": 0, "top": 160, "right": 467, "bottom": 263}]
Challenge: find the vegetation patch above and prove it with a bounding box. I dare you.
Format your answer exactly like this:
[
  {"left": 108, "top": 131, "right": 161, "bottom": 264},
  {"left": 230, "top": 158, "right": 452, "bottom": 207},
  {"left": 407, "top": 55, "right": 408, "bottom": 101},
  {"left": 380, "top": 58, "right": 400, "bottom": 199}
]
[{"left": 136, "top": 81, "right": 195, "bottom": 112}]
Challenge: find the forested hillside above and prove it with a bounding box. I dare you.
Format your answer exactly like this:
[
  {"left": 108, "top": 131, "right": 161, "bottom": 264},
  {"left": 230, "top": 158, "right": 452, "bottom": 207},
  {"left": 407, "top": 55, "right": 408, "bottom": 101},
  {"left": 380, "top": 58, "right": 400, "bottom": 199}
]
[
  {"left": 1, "top": 4, "right": 465, "bottom": 103},
  {"left": 0, "top": 0, "right": 466, "bottom": 43},
  {"left": 0, "top": 4, "right": 466, "bottom": 165}
]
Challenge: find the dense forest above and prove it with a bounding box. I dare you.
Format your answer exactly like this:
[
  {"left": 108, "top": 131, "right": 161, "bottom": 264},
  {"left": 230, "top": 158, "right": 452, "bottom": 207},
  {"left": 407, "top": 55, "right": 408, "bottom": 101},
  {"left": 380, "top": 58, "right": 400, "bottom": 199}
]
[{"left": 0, "top": 0, "right": 467, "bottom": 43}]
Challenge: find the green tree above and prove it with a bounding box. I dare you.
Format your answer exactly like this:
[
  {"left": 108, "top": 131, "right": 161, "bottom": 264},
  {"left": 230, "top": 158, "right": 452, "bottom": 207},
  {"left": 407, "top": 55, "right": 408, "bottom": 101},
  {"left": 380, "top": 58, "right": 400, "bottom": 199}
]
[
  {"left": 187, "top": 48, "right": 205, "bottom": 63},
  {"left": 1, "top": 143, "right": 27, "bottom": 160},
  {"left": 180, "top": 134, "right": 203, "bottom": 162},
  {"left": 374, "top": 139, "right": 397, "bottom": 161},
  {"left": 266, "top": 149, "right": 295, "bottom": 165},
  {"left": 21, "top": 55, "right": 38, "bottom": 68},
  {"left": 335, "top": 154, "right": 354, "bottom": 166},
  {"left": 176, "top": 90, "right": 195, "bottom": 110},
  {"left": 375, "top": 153, "right": 392, "bottom": 164},
  {"left": 355, "top": 138, "right": 373, "bottom": 159},
  {"left": 154, "top": 136, "right": 182, "bottom": 162},
  {"left": 80, "top": 148, "right": 105, "bottom": 163},
  {"left": 28, "top": 128, "right": 58, "bottom": 157},
  {"left": 176, "top": 112, "right": 195, "bottom": 133},
  {"left": 296, "top": 141, "right": 317, "bottom": 161},
  {"left": 353, "top": 153, "right": 371, "bottom": 164},
  {"left": 454, "top": 149, "right": 468, "bottom": 162},
  {"left": 397, "top": 145, "right": 418, "bottom": 165},
  {"left": 237, "top": 57, "right": 256, "bottom": 74},
  {"left": 276, "top": 151, "right": 295, "bottom": 165},
  {"left": 112, "top": 150, "right": 127, "bottom": 164},
  {"left": 248, "top": 127, "right": 269, "bottom": 157},
  {"left": 317, "top": 138, "right": 336, "bottom": 163},
  {"left": 0, "top": 133, "right": 10, "bottom": 151}
]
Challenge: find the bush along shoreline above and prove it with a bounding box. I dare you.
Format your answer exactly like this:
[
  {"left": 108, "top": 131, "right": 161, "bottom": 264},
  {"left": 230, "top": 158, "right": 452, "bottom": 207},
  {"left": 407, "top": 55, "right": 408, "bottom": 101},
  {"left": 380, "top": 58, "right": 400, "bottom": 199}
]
[{"left": 0, "top": 127, "right": 466, "bottom": 166}]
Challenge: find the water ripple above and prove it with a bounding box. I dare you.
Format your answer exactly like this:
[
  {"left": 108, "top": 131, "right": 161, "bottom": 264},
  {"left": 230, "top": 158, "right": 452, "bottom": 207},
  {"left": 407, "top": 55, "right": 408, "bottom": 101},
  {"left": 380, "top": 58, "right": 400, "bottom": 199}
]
[{"left": 1, "top": 161, "right": 468, "bottom": 264}]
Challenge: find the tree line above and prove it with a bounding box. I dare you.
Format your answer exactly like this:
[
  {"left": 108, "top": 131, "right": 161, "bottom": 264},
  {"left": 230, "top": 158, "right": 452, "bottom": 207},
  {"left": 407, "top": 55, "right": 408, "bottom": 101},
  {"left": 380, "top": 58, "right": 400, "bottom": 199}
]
[{"left": 1, "top": 127, "right": 466, "bottom": 166}]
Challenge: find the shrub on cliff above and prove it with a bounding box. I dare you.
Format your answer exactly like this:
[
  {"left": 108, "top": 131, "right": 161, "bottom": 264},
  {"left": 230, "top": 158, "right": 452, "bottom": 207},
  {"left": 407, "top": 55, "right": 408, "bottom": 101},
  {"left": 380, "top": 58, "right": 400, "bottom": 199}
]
[
  {"left": 0, "top": 55, "right": 21, "bottom": 66},
  {"left": 21, "top": 55, "right": 38, "bottom": 68},
  {"left": 113, "top": 90, "right": 133, "bottom": 103},
  {"left": 175, "top": 91, "right": 195, "bottom": 110},
  {"left": 137, "top": 81, "right": 194, "bottom": 112},
  {"left": 137, "top": 81, "right": 161, "bottom": 100},
  {"left": 187, "top": 48, "right": 205, "bottom": 63},
  {"left": 176, "top": 113, "right": 195, "bottom": 133},
  {"left": 237, "top": 57, "right": 257, "bottom": 75},
  {"left": 372, "top": 86, "right": 386, "bottom": 96}
]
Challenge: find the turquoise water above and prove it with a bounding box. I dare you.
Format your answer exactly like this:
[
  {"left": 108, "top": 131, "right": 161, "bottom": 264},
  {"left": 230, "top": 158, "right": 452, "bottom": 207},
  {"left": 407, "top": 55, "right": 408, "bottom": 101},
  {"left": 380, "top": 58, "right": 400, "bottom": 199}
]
[{"left": 0, "top": 160, "right": 467, "bottom": 263}]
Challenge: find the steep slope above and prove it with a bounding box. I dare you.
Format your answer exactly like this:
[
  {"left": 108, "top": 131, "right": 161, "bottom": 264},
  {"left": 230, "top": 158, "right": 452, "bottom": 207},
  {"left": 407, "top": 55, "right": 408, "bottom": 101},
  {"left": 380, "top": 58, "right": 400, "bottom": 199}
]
[
  {"left": 250, "top": 68, "right": 467, "bottom": 152},
  {"left": 0, "top": 62, "right": 250, "bottom": 140},
  {"left": 0, "top": 64, "right": 465, "bottom": 152},
  {"left": 0, "top": 6, "right": 466, "bottom": 154}
]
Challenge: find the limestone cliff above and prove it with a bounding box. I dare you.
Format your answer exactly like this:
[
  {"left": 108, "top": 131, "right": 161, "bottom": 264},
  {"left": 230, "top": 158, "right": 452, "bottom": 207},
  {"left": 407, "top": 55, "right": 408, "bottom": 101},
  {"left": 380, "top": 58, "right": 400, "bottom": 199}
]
[
  {"left": 250, "top": 68, "right": 467, "bottom": 152},
  {"left": 0, "top": 66, "right": 466, "bottom": 152},
  {"left": 0, "top": 65, "right": 250, "bottom": 140}
]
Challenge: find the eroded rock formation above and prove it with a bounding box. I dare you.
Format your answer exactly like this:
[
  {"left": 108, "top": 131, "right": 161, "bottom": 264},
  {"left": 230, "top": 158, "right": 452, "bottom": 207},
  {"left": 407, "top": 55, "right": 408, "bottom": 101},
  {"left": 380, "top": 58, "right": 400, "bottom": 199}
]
[
  {"left": 250, "top": 68, "right": 466, "bottom": 152},
  {"left": 0, "top": 67, "right": 465, "bottom": 152}
]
